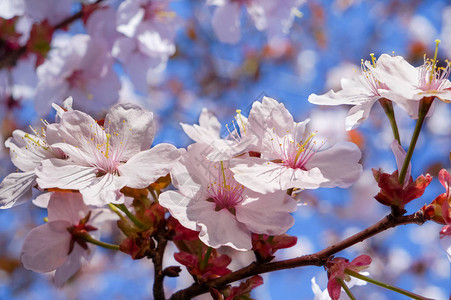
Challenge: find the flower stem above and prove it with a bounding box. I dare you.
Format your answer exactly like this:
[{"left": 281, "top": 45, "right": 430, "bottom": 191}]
[
  {"left": 337, "top": 277, "right": 356, "bottom": 300},
  {"left": 200, "top": 247, "right": 212, "bottom": 270},
  {"left": 379, "top": 99, "right": 401, "bottom": 145},
  {"left": 345, "top": 269, "right": 432, "bottom": 300},
  {"left": 83, "top": 234, "right": 120, "bottom": 251},
  {"left": 114, "top": 203, "right": 145, "bottom": 229},
  {"left": 398, "top": 97, "right": 433, "bottom": 185},
  {"left": 108, "top": 203, "right": 128, "bottom": 222}
]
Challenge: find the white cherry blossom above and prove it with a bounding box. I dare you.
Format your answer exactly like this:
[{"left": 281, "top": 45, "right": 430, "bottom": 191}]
[
  {"left": 36, "top": 103, "right": 181, "bottom": 206},
  {"left": 230, "top": 99, "right": 362, "bottom": 193},
  {"left": 159, "top": 143, "right": 296, "bottom": 251}
]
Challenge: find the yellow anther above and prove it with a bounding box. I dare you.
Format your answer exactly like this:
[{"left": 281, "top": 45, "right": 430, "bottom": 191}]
[
  {"left": 105, "top": 133, "right": 111, "bottom": 158},
  {"left": 24, "top": 133, "right": 49, "bottom": 150}
]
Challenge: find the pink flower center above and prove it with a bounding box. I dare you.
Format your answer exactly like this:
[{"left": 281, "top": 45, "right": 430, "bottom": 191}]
[
  {"left": 142, "top": 2, "right": 174, "bottom": 22},
  {"left": 275, "top": 132, "right": 321, "bottom": 170},
  {"left": 418, "top": 40, "right": 450, "bottom": 92},
  {"left": 207, "top": 162, "right": 244, "bottom": 213}
]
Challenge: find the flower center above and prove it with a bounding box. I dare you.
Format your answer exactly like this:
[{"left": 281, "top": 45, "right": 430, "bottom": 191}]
[
  {"left": 418, "top": 39, "right": 451, "bottom": 92},
  {"left": 275, "top": 131, "right": 321, "bottom": 170},
  {"left": 361, "top": 53, "right": 388, "bottom": 95},
  {"left": 207, "top": 161, "right": 244, "bottom": 213}
]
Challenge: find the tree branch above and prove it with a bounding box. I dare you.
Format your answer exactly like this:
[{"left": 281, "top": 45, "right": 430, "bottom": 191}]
[
  {"left": 153, "top": 229, "right": 169, "bottom": 300},
  {"left": 169, "top": 211, "right": 426, "bottom": 300}
]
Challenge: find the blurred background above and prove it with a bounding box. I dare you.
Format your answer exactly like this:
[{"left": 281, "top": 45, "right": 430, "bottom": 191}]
[{"left": 0, "top": 0, "right": 450, "bottom": 299}]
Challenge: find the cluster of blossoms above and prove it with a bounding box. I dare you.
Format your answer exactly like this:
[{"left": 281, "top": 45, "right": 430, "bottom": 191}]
[
  {"left": 0, "top": 0, "right": 306, "bottom": 117},
  {"left": 0, "top": 41, "right": 450, "bottom": 299}
]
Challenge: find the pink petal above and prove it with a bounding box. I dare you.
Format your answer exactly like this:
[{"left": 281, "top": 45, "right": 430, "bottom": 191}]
[
  {"left": 236, "top": 191, "right": 296, "bottom": 235},
  {"left": 197, "top": 209, "right": 252, "bottom": 251},
  {"left": 54, "top": 244, "right": 87, "bottom": 287},
  {"left": 21, "top": 220, "right": 71, "bottom": 273},
  {"left": 390, "top": 140, "right": 411, "bottom": 188},
  {"left": 47, "top": 192, "right": 88, "bottom": 223},
  {"left": 305, "top": 142, "right": 362, "bottom": 188},
  {"left": 0, "top": 171, "right": 35, "bottom": 209},
  {"left": 118, "top": 143, "right": 181, "bottom": 189}
]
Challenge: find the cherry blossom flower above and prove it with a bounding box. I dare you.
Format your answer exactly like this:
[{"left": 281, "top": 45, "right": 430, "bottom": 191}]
[
  {"left": 159, "top": 143, "right": 296, "bottom": 251},
  {"left": 116, "top": 0, "right": 177, "bottom": 57},
  {"left": 36, "top": 103, "right": 181, "bottom": 206},
  {"left": 308, "top": 54, "right": 410, "bottom": 130},
  {"left": 208, "top": 0, "right": 304, "bottom": 44},
  {"left": 325, "top": 255, "right": 372, "bottom": 300},
  {"left": 373, "top": 40, "right": 451, "bottom": 108},
  {"left": 34, "top": 34, "right": 120, "bottom": 116},
  {"left": 230, "top": 99, "right": 362, "bottom": 194},
  {"left": 21, "top": 192, "right": 108, "bottom": 286},
  {"left": 0, "top": 123, "right": 64, "bottom": 209}
]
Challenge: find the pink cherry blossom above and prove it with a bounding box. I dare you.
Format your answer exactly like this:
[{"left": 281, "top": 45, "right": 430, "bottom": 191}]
[
  {"left": 374, "top": 41, "right": 451, "bottom": 108},
  {"left": 0, "top": 0, "right": 25, "bottom": 20},
  {"left": 34, "top": 34, "right": 120, "bottom": 116},
  {"left": 159, "top": 143, "right": 296, "bottom": 251},
  {"left": 21, "top": 192, "right": 107, "bottom": 286},
  {"left": 36, "top": 103, "right": 181, "bottom": 206},
  {"left": 230, "top": 99, "right": 362, "bottom": 194},
  {"left": 308, "top": 54, "right": 413, "bottom": 130}
]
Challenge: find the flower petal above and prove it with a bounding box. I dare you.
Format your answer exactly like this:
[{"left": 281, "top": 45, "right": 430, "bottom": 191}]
[
  {"left": 104, "top": 103, "right": 155, "bottom": 160},
  {"left": 118, "top": 143, "right": 181, "bottom": 189},
  {"left": 305, "top": 142, "right": 362, "bottom": 188},
  {"left": 0, "top": 171, "right": 35, "bottom": 209},
  {"left": 21, "top": 220, "right": 72, "bottom": 273}
]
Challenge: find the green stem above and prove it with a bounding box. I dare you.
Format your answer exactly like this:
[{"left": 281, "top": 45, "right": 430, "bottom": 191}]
[
  {"left": 108, "top": 203, "right": 127, "bottom": 222},
  {"left": 200, "top": 247, "right": 212, "bottom": 270},
  {"left": 398, "top": 97, "right": 433, "bottom": 185},
  {"left": 380, "top": 99, "right": 401, "bottom": 145},
  {"left": 114, "top": 203, "right": 145, "bottom": 229},
  {"left": 345, "top": 269, "right": 432, "bottom": 300},
  {"left": 83, "top": 234, "right": 120, "bottom": 251},
  {"left": 337, "top": 278, "right": 356, "bottom": 300}
]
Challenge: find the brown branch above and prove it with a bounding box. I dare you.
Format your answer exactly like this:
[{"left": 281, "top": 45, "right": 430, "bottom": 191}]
[
  {"left": 169, "top": 211, "right": 427, "bottom": 300},
  {"left": 153, "top": 229, "right": 169, "bottom": 300}
]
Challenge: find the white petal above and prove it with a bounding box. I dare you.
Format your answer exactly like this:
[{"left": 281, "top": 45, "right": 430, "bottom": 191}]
[
  {"left": 21, "top": 220, "right": 71, "bottom": 273},
  {"left": 36, "top": 159, "right": 97, "bottom": 191},
  {"left": 118, "top": 143, "right": 181, "bottom": 189},
  {"left": 32, "top": 192, "right": 52, "bottom": 208},
  {"left": 0, "top": 171, "right": 35, "bottom": 209},
  {"left": 231, "top": 157, "right": 326, "bottom": 193},
  {"left": 345, "top": 98, "right": 378, "bottom": 130},
  {"left": 305, "top": 142, "right": 362, "bottom": 188},
  {"left": 104, "top": 103, "right": 155, "bottom": 160},
  {"left": 236, "top": 191, "right": 296, "bottom": 235},
  {"left": 159, "top": 190, "right": 206, "bottom": 231},
  {"left": 197, "top": 209, "right": 252, "bottom": 251},
  {"left": 81, "top": 173, "right": 125, "bottom": 206},
  {"left": 390, "top": 140, "right": 411, "bottom": 188}
]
